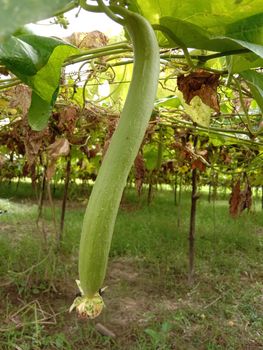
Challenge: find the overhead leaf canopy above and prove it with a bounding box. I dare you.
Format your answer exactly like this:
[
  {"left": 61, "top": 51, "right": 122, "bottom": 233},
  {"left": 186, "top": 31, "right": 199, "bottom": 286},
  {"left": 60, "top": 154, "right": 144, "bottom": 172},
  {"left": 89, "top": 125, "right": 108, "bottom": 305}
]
[
  {"left": 127, "top": 0, "right": 263, "bottom": 127},
  {"left": 0, "top": 0, "right": 72, "bottom": 38},
  {"left": 130, "top": 0, "right": 263, "bottom": 54},
  {"left": 0, "top": 0, "right": 262, "bottom": 134}
]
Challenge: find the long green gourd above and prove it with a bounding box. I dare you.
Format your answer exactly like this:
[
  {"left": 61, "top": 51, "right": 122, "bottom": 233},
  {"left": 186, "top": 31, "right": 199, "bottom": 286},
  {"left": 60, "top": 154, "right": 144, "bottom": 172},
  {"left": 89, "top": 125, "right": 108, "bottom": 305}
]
[{"left": 70, "top": 3, "right": 160, "bottom": 319}]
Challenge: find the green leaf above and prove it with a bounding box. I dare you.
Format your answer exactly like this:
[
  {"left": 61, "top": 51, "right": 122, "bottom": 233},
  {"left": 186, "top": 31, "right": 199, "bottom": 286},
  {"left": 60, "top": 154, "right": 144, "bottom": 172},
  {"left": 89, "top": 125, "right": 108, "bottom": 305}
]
[
  {"left": 241, "top": 70, "right": 263, "bottom": 93},
  {"left": 177, "top": 91, "right": 212, "bottom": 127},
  {"left": 248, "top": 84, "right": 263, "bottom": 113},
  {"left": 134, "top": 0, "right": 263, "bottom": 32},
  {"left": 0, "top": 35, "right": 78, "bottom": 86},
  {"left": 159, "top": 17, "right": 241, "bottom": 52},
  {"left": 225, "top": 13, "right": 263, "bottom": 46},
  {"left": 0, "top": 34, "right": 79, "bottom": 130},
  {"left": 240, "top": 70, "right": 263, "bottom": 113},
  {"left": 158, "top": 15, "right": 263, "bottom": 56},
  {"left": 0, "top": 0, "right": 71, "bottom": 38},
  {"left": 27, "top": 43, "right": 78, "bottom": 103},
  {"left": 185, "top": 96, "right": 212, "bottom": 127},
  {"left": 143, "top": 144, "right": 158, "bottom": 171},
  {"left": 109, "top": 63, "right": 133, "bottom": 107},
  {"left": 0, "top": 36, "right": 39, "bottom": 76},
  {"left": 154, "top": 95, "right": 181, "bottom": 108},
  {"left": 19, "top": 35, "right": 71, "bottom": 70},
  {"left": 28, "top": 92, "right": 52, "bottom": 131},
  {"left": 218, "top": 38, "right": 263, "bottom": 59},
  {"left": 228, "top": 53, "right": 263, "bottom": 73},
  {"left": 134, "top": 0, "right": 263, "bottom": 59}
]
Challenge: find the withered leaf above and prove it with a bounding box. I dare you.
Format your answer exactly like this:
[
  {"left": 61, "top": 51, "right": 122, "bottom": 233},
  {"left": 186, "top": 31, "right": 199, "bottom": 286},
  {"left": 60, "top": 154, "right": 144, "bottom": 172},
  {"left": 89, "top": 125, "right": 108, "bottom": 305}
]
[
  {"left": 0, "top": 154, "right": 6, "bottom": 167},
  {"left": 191, "top": 159, "right": 206, "bottom": 172},
  {"left": 46, "top": 138, "right": 70, "bottom": 181},
  {"left": 134, "top": 152, "right": 145, "bottom": 196},
  {"left": 102, "top": 117, "right": 119, "bottom": 158},
  {"left": 23, "top": 126, "right": 50, "bottom": 166},
  {"left": 65, "top": 31, "right": 108, "bottom": 49},
  {"left": 47, "top": 138, "right": 70, "bottom": 159},
  {"left": 229, "top": 180, "right": 252, "bottom": 217},
  {"left": 229, "top": 180, "right": 241, "bottom": 217},
  {"left": 0, "top": 66, "right": 9, "bottom": 76},
  {"left": 57, "top": 106, "right": 79, "bottom": 133},
  {"left": 8, "top": 85, "right": 32, "bottom": 117},
  {"left": 177, "top": 70, "right": 220, "bottom": 112},
  {"left": 162, "top": 160, "right": 174, "bottom": 174},
  {"left": 240, "top": 183, "right": 252, "bottom": 213}
]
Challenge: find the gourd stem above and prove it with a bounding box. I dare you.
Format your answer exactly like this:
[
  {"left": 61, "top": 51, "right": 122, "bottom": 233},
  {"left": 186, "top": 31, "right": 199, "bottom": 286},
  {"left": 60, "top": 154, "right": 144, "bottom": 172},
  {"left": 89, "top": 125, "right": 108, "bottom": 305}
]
[
  {"left": 79, "top": 0, "right": 101, "bottom": 12},
  {"left": 79, "top": 0, "right": 125, "bottom": 24},
  {"left": 97, "top": 0, "right": 125, "bottom": 25}
]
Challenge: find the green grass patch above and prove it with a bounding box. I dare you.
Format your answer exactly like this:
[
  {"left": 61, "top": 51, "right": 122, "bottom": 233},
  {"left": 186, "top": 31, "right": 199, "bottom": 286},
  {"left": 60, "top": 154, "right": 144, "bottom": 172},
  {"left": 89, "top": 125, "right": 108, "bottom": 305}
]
[{"left": 0, "top": 182, "right": 262, "bottom": 349}]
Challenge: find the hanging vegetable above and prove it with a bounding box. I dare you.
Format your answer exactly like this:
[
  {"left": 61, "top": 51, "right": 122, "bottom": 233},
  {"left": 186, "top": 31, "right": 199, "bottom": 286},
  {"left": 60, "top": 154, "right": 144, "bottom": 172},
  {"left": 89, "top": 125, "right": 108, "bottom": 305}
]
[{"left": 70, "top": 0, "right": 160, "bottom": 318}]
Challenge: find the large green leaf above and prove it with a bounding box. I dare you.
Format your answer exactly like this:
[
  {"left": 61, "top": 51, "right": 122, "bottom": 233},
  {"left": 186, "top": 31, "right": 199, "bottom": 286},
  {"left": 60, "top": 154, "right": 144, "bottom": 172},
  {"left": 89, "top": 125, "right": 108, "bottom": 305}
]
[
  {"left": 132, "top": 0, "right": 263, "bottom": 31},
  {"left": 28, "top": 91, "right": 53, "bottom": 131},
  {"left": 19, "top": 35, "right": 70, "bottom": 70},
  {"left": 0, "top": 0, "right": 71, "bottom": 38},
  {"left": 228, "top": 53, "right": 263, "bottom": 73},
  {"left": 132, "top": 0, "right": 263, "bottom": 57},
  {"left": 219, "top": 38, "right": 263, "bottom": 58},
  {"left": 158, "top": 16, "right": 263, "bottom": 56},
  {"left": 0, "top": 35, "right": 69, "bottom": 77},
  {"left": 158, "top": 17, "right": 242, "bottom": 52},
  {"left": 0, "top": 35, "right": 79, "bottom": 130},
  {"left": 27, "top": 43, "right": 78, "bottom": 103},
  {"left": 0, "top": 37, "right": 39, "bottom": 76},
  {"left": 225, "top": 13, "right": 263, "bottom": 45},
  {"left": 241, "top": 70, "right": 263, "bottom": 93}
]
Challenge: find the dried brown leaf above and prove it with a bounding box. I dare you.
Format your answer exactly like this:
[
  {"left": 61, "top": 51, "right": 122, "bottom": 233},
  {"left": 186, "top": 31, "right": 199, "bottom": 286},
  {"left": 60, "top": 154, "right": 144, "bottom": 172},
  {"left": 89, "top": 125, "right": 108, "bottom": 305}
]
[
  {"left": 0, "top": 154, "right": 6, "bottom": 167},
  {"left": 65, "top": 31, "right": 108, "bottom": 49},
  {"left": 177, "top": 70, "right": 220, "bottom": 112},
  {"left": 134, "top": 152, "right": 145, "bottom": 196},
  {"left": 23, "top": 124, "right": 51, "bottom": 166},
  {"left": 229, "top": 180, "right": 241, "bottom": 217},
  {"left": 47, "top": 138, "right": 70, "bottom": 160},
  {"left": 229, "top": 180, "right": 252, "bottom": 217},
  {"left": 240, "top": 183, "right": 252, "bottom": 212},
  {"left": 191, "top": 159, "right": 206, "bottom": 172},
  {"left": 0, "top": 66, "right": 9, "bottom": 76},
  {"left": 102, "top": 117, "right": 119, "bottom": 157},
  {"left": 46, "top": 138, "right": 70, "bottom": 181},
  {"left": 8, "top": 85, "right": 32, "bottom": 116},
  {"left": 57, "top": 106, "right": 79, "bottom": 133}
]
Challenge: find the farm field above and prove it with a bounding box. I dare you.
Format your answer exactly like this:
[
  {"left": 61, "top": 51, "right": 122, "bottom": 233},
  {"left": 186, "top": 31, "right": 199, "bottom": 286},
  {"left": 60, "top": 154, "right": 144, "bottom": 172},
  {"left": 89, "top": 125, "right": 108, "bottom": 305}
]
[
  {"left": 0, "top": 182, "right": 262, "bottom": 350},
  {"left": 1, "top": 1, "right": 263, "bottom": 349}
]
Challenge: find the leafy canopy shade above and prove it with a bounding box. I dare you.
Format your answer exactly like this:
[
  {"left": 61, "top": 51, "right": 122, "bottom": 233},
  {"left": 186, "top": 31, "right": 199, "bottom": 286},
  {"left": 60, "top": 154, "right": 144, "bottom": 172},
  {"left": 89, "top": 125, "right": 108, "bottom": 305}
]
[{"left": 130, "top": 0, "right": 263, "bottom": 55}]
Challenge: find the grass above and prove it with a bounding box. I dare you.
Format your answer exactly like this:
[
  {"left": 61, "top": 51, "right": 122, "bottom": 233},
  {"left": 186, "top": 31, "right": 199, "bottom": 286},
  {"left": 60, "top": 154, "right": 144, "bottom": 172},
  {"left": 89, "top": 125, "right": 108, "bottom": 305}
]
[{"left": 0, "top": 181, "right": 262, "bottom": 349}]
